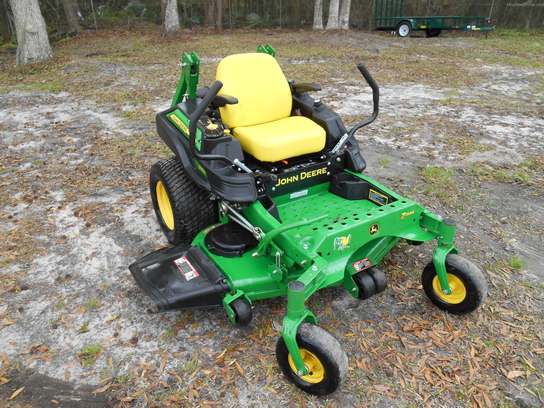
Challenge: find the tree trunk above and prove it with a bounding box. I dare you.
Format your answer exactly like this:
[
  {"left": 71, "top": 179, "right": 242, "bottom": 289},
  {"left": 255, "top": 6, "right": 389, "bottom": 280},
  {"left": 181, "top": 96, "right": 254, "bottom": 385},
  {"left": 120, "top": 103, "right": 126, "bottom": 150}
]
[
  {"left": 9, "top": 0, "right": 52, "bottom": 65},
  {"left": 60, "top": 0, "right": 81, "bottom": 33},
  {"left": 163, "top": 0, "right": 180, "bottom": 37},
  {"left": 216, "top": 0, "right": 223, "bottom": 30},
  {"left": 203, "top": 0, "right": 215, "bottom": 28},
  {"left": 160, "top": 0, "right": 167, "bottom": 23},
  {"left": 326, "top": 0, "right": 340, "bottom": 30},
  {"left": 313, "top": 0, "right": 323, "bottom": 30},
  {"left": 339, "top": 0, "right": 351, "bottom": 30}
]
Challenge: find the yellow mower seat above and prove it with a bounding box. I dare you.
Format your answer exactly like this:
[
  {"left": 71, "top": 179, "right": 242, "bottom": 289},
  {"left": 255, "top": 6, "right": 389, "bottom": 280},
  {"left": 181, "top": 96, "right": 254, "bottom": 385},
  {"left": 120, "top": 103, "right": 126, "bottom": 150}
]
[{"left": 216, "top": 53, "right": 326, "bottom": 162}]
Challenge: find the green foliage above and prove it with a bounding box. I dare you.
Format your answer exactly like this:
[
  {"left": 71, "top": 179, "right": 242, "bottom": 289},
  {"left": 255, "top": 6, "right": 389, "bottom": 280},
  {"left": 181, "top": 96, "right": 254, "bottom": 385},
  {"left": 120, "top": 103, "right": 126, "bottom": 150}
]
[
  {"left": 508, "top": 255, "right": 527, "bottom": 271},
  {"left": 79, "top": 345, "right": 102, "bottom": 367},
  {"left": 86, "top": 297, "right": 100, "bottom": 311},
  {"left": 378, "top": 156, "right": 390, "bottom": 168},
  {"left": 468, "top": 161, "right": 539, "bottom": 185},
  {"left": 420, "top": 166, "right": 456, "bottom": 200}
]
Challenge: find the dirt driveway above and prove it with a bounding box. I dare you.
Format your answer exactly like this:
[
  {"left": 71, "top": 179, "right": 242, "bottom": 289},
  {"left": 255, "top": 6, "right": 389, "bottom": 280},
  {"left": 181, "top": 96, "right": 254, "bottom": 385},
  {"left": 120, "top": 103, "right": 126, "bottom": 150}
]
[{"left": 0, "top": 30, "right": 543, "bottom": 407}]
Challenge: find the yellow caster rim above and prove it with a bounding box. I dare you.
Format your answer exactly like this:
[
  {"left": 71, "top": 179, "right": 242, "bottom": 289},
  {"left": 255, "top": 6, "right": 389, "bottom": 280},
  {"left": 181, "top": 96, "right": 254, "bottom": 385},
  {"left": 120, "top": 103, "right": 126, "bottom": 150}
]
[
  {"left": 288, "top": 348, "right": 325, "bottom": 384},
  {"left": 432, "top": 273, "right": 467, "bottom": 304}
]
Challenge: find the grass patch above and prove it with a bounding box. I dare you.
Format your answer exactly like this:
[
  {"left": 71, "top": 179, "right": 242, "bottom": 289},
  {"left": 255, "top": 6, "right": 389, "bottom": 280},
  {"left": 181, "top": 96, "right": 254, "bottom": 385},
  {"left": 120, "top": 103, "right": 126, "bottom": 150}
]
[
  {"left": 181, "top": 353, "right": 200, "bottom": 372},
  {"left": 419, "top": 166, "right": 456, "bottom": 200},
  {"left": 508, "top": 255, "right": 527, "bottom": 271},
  {"left": 79, "top": 345, "right": 101, "bottom": 367},
  {"left": 85, "top": 297, "right": 100, "bottom": 310},
  {"left": 14, "top": 83, "right": 63, "bottom": 92},
  {"left": 448, "top": 135, "right": 494, "bottom": 155},
  {"left": 77, "top": 321, "right": 90, "bottom": 334},
  {"left": 378, "top": 156, "right": 390, "bottom": 167},
  {"left": 468, "top": 160, "right": 542, "bottom": 186},
  {"left": 160, "top": 328, "right": 175, "bottom": 341}
]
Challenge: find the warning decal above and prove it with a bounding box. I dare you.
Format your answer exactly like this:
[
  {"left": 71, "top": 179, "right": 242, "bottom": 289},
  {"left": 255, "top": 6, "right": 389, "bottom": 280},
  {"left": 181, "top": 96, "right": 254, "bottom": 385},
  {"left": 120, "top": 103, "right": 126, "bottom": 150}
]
[
  {"left": 352, "top": 258, "right": 374, "bottom": 272},
  {"left": 173, "top": 256, "right": 200, "bottom": 281}
]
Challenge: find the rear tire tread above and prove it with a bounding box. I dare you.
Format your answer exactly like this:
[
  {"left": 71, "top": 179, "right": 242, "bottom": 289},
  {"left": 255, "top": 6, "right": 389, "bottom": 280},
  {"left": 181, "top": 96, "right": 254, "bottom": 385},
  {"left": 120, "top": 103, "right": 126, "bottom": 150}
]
[{"left": 150, "top": 156, "right": 217, "bottom": 245}]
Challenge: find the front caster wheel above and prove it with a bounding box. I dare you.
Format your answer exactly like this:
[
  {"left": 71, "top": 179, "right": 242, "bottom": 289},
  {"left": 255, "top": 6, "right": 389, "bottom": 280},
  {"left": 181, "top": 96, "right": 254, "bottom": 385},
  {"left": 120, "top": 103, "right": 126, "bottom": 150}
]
[
  {"left": 422, "top": 254, "right": 488, "bottom": 315},
  {"left": 276, "top": 323, "right": 348, "bottom": 395},
  {"left": 230, "top": 298, "right": 252, "bottom": 326}
]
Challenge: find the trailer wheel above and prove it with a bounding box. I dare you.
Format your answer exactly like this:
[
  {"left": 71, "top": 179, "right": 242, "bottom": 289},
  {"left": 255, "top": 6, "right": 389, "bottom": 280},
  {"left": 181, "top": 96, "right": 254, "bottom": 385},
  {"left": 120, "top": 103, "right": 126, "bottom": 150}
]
[
  {"left": 426, "top": 28, "right": 442, "bottom": 38},
  {"left": 276, "top": 323, "right": 348, "bottom": 395},
  {"left": 421, "top": 254, "right": 487, "bottom": 314},
  {"left": 397, "top": 21, "right": 413, "bottom": 38},
  {"left": 353, "top": 270, "right": 376, "bottom": 300},
  {"left": 230, "top": 298, "right": 252, "bottom": 326},
  {"left": 150, "top": 157, "right": 217, "bottom": 245}
]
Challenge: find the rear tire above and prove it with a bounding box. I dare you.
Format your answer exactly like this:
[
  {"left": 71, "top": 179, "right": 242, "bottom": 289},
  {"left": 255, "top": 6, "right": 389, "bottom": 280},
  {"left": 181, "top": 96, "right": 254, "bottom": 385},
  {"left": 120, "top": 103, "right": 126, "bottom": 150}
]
[{"left": 150, "top": 157, "right": 217, "bottom": 245}]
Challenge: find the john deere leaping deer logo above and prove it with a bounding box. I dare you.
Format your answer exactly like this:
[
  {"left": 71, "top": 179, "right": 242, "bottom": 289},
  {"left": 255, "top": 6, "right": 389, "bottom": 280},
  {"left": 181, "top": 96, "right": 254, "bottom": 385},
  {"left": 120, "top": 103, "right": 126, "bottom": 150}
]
[
  {"left": 369, "top": 223, "right": 380, "bottom": 235},
  {"left": 334, "top": 234, "right": 351, "bottom": 251}
]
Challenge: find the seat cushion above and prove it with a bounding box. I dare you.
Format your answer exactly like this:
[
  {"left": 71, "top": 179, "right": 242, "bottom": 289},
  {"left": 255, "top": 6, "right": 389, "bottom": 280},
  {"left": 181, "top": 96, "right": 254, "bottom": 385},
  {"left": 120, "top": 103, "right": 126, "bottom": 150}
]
[
  {"left": 217, "top": 53, "right": 292, "bottom": 128},
  {"left": 233, "top": 116, "right": 326, "bottom": 162}
]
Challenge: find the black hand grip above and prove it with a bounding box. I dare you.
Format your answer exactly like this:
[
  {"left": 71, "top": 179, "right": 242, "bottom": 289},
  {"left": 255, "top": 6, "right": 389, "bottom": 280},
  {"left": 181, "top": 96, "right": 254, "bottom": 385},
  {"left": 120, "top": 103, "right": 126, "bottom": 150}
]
[
  {"left": 347, "top": 63, "right": 380, "bottom": 138},
  {"left": 189, "top": 80, "right": 223, "bottom": 149},
  {"left": 357, "top": 63, "right": 379, "bottom": 119}
]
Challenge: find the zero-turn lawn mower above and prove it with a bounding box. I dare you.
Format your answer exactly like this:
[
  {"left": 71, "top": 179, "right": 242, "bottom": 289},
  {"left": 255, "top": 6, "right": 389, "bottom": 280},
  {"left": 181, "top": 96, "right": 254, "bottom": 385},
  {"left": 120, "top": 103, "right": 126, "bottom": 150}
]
[{"left": 129, "top": 45, "right": 487, "bottom": 395}]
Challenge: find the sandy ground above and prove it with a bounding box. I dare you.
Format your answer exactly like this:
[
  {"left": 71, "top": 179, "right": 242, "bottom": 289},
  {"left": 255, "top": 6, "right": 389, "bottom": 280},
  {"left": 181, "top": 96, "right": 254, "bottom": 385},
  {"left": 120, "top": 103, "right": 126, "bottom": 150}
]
[{"left": 0, "top": 31, "right": 543, "bottom": 407}]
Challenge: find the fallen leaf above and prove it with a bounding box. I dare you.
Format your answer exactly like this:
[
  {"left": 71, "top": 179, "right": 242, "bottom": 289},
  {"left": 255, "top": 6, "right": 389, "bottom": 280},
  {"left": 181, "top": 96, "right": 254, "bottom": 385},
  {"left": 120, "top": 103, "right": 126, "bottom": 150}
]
[
  {"left": 507, "top": 370, "right": 524, "bottom": 380},
  {"left": 234, "top": 361, "right": 245, "bottom": 377},
  {"left": 265, "top": 385, "right": 278, "bottom": 394},
  {"left": 8, "top": 386, "right": 24, "bottom": 400},
  {"left": 93, "top": 382, "right": 112, "bottom": 393}
]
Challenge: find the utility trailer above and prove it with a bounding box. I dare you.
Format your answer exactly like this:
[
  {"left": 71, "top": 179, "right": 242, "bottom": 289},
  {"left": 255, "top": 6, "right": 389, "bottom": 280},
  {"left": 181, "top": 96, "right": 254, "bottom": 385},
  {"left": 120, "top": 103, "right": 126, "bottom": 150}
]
[{"left": 375, "top": 0, "right": 495, "bottom": 38}]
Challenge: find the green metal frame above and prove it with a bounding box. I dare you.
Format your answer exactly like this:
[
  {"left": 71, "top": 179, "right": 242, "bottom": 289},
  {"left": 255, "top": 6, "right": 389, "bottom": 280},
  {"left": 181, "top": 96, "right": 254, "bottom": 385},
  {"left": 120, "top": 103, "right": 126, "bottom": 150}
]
[
  {"left": 172, "top": 46, "right": 459, "bottom": 375},
  {"left": 171, "top": 51, "right": 200, "bottom": 107},
  {"left": 190, "top": 174, "right": 457, "bottom": 375}
]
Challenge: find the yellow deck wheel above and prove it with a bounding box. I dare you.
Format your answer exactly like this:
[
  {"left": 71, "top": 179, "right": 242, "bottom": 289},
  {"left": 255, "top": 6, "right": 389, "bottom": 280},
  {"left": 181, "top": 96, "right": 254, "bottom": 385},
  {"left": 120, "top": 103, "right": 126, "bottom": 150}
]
[
  {"left": 432, "top": 273, "right": 467, "bottom": 304},
  {"left": 156, "top": 181, "right": 174, "bottom": 230},
  {"left": 288, "top": 348, "right": 325, "bottom": 384}
]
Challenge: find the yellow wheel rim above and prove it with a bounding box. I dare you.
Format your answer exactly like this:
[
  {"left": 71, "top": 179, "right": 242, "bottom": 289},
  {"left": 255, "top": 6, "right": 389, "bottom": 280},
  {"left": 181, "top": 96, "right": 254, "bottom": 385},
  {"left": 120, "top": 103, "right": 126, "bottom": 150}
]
[
  {"left": 156, "top": 181, "right": 174, "bottom": 231},
  {"left": 432, "top": 274, "right": 467, "bottom": 304},
  {"left": 287, "top": 348, "right": 325, "bottom": 384}
]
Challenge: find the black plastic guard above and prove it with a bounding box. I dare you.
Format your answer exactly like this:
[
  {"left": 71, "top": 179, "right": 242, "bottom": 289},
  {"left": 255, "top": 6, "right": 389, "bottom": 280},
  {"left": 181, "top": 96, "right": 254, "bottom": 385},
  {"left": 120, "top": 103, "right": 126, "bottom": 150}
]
[{"left": 129, "top": 245, "right": 230, "bottom": 312}]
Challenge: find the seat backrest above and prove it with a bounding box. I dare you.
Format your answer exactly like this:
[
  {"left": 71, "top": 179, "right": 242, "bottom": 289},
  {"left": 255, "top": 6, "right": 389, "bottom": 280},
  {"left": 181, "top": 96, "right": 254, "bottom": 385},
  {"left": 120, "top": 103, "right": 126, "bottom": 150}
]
[{"left": 216, "top": 53, "right": 292, "bottom": 129}]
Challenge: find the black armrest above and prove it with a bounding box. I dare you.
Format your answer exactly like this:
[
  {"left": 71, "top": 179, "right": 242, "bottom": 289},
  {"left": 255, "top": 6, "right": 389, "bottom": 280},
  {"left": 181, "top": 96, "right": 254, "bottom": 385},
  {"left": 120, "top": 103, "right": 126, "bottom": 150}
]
[
  {"left": 290, "top": 83, "right": 322, "bottom": 94},
  {"left": 213, "top": 94, "right": 238, "bottom": 107}
]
